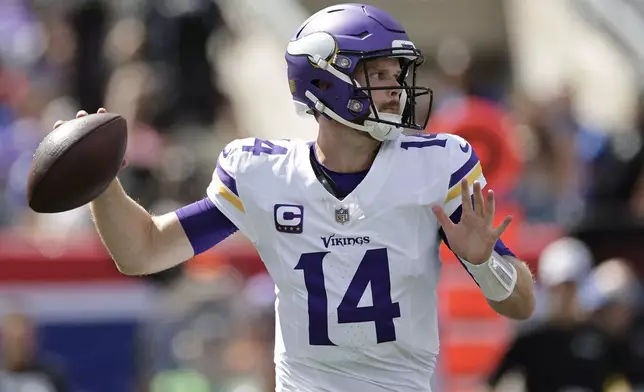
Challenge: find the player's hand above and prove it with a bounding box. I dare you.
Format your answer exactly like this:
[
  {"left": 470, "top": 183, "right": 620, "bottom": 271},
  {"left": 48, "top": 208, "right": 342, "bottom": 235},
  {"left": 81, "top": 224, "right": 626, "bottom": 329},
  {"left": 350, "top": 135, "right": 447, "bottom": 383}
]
[
  {"left": 53, "top": 108, "right": 128, "bottom": 169},
  {"left": 432, "top": 179, "right": 512, "bottom": 265}
]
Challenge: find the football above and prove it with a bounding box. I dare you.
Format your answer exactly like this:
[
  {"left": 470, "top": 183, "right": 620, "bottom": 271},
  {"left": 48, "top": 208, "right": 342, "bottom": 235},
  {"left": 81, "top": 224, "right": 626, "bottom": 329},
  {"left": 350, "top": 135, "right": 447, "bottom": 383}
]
[{"left": 27, "top": 112, "right": 128, "bottom": 213}]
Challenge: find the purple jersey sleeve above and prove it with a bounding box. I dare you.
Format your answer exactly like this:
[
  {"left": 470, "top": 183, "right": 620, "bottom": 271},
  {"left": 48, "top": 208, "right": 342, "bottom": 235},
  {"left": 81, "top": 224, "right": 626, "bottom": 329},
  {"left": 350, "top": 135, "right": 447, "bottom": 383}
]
[{"left": 175, "top": 197, "right": 238, "bottom": 255}]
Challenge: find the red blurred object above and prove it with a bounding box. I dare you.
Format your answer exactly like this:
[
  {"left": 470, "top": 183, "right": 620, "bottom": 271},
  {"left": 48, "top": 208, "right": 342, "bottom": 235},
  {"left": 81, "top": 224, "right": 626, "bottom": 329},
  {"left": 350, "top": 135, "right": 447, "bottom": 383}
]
[
  {"left": 0, "top": 232, "right": 125, "bottom": 283},
  {"left": 0, "top": 232, "right": 268, "bottom": 284},
  {"left": 427, "top": 97, "right": 523, "bottom": 196},
  {"left": 0, "top": 67, "right": 29, "bottom": 107},
  {"left": 0, "top": 226, "right": 560, "bottom": 284}
]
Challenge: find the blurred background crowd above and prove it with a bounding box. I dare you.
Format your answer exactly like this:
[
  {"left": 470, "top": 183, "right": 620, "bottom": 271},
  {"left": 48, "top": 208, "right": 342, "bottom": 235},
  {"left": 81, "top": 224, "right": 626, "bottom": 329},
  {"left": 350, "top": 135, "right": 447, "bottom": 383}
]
[{"left": 1, "top": 0, "right": 644, "bottom": 391}]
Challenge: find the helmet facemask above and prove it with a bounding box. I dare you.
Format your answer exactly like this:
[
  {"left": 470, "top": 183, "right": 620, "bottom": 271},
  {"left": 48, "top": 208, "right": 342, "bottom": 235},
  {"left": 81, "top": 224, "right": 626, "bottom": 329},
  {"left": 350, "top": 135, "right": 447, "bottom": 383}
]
[{"left": 346, "top": 50, "right": 433, "bottom": 140}]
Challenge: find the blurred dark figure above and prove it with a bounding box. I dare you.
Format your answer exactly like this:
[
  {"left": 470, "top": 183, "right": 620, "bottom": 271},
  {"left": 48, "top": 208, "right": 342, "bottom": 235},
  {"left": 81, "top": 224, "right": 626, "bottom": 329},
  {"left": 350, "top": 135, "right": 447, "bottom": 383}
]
[
  {"left": 586, "top": 92, "right": 644, "bottom": 221},
  {"left": 69, "top": 0, "right": 109, "bottom": 111},
  {"left": 143, "top": 0, "right": 231, "bottom": 131},
  {"left": 572, "top": 92, "right": 644, "bottom": 279},
  {"left": 0, "top": 313, "right": 68, "bottom": 392},
  {"left": 487, "top": 237, "right": 625, "bottom": 392},
  {"left": 510, "top": 87, "right": 610, "bottom": 225},
  {"left": 589, "top": 258, "right": 644, "bottom": 391},
  {"left": 512, "top": 92, "right": 584, "bottom": 224},
  {"left": 624, "top": 310, "right": 644, "bottom": 392}
]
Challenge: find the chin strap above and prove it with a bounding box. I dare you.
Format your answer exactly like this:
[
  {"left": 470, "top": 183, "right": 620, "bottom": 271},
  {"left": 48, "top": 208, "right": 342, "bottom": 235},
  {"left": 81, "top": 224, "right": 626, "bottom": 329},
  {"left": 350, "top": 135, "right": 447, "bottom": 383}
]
[{"left": 304, "top": 90, "right": 402, "bottom": 141}]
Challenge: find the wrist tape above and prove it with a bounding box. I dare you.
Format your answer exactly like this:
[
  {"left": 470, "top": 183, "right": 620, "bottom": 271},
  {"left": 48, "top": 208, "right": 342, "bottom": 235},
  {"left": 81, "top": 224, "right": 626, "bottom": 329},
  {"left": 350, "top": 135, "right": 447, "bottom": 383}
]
[{"left": 459, "top": 253, "right": 518, "bottom": 302}]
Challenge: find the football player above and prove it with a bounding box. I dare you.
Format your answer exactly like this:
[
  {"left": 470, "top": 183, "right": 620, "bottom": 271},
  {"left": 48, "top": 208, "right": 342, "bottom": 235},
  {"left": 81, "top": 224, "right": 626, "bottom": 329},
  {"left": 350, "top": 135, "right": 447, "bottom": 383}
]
[{"left": 55, "top": 4, "right": 535, "bottom": 391}]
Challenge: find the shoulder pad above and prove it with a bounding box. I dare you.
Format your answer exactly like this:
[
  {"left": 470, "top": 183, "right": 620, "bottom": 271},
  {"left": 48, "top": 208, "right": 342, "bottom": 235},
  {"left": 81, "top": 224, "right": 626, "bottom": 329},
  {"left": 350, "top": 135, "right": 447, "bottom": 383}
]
[
  {"left": 399, "top": 133, "right": 449, "bottom": 151},
  {"left": 218, "top": 137, "right": 292, "bottom": 175}
]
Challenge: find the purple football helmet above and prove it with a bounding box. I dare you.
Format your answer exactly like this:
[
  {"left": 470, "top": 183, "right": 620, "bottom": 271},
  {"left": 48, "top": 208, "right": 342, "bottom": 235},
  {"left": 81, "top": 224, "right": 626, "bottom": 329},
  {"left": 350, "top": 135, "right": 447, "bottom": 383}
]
[{"left": 286, "top": 3, "right": 433, "bottom": 141}]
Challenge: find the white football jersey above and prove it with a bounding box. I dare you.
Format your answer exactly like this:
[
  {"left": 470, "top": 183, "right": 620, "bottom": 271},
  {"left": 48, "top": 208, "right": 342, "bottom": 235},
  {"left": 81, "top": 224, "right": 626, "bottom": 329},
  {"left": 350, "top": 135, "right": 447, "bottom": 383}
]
[{"left": 207, "top": 133, "right": 486, "bottom": 392}]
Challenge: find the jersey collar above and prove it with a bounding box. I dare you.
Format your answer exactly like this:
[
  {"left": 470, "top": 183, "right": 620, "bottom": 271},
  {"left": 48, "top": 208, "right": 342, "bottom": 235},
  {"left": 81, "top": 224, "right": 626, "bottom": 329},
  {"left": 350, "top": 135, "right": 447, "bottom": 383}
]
[{"left": 292, "top": 138, "right": 398, "bottom": 207}]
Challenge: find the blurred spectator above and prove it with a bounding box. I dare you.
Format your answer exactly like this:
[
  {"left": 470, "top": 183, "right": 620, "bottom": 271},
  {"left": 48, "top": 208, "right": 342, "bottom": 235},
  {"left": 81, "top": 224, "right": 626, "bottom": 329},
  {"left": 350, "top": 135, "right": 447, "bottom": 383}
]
[
  {"left": 0, "top": 0, "right": 238, "bottom": 238},
  {"left": 487, "top": 237, "right": 625, "bottom": 392},
  {"left": 511, "top": 87, "right": 607, "bottom": 225},
  {"left": 0, "top": 312, "right": 68, "bottom": 392},
  {"left": 589, "top": 258, "right": 644, "bottom": 391},
  {"left": 69, "top": 0, "right": 109, "bottom": 112},
  {"left": 588, "top": 91, "right": 644, "bottom": 221},
  {"left": 142, "top": 0, "right": 231, "bottom": 131}
]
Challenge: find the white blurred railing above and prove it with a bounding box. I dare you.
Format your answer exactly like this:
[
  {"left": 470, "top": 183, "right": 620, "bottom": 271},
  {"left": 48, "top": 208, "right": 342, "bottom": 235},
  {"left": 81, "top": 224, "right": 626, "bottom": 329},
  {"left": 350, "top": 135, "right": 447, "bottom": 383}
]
[
  {"left": 504, "top": 0, "right": 638, "bottom": 130},
  {"left": 211, "top": 0, "right": 318, "bottom": 141}
]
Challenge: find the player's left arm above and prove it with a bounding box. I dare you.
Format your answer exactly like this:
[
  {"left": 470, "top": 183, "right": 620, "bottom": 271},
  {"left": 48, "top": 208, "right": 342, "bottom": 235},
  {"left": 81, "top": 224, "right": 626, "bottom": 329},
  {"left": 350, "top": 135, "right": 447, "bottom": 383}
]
[
  {"left": 485, "top": 254, "right": 535, "bottom": 320},
  {"left": 435, "top": 179, "right": 535, "bottom": 320},
  {"left": 434, "top": 135, "right": 535, "bottom": 320}
]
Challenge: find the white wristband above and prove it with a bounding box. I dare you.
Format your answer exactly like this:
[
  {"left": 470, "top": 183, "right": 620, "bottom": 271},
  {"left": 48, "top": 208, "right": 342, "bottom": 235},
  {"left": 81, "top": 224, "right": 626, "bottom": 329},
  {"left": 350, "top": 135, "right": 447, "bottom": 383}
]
[{"left": 459, "top": 253, "right": 518, "bottom": 302}]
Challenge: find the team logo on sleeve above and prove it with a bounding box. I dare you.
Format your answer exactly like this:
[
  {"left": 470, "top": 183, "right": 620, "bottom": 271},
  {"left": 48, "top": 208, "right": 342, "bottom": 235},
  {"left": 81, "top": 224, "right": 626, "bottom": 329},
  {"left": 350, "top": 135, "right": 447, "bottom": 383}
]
[
  {"left": 274, "top": 204, "right": 304, "bottom": 233},
  {"left": 335, "top": 207, "right": 350, "bottom": 224}
]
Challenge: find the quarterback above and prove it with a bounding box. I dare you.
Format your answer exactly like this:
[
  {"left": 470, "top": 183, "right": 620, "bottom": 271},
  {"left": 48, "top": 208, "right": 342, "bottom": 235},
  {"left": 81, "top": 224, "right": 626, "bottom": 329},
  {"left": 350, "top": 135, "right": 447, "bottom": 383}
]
[{"left": 55, "top": 4, "right": 535, "bottom": 391}]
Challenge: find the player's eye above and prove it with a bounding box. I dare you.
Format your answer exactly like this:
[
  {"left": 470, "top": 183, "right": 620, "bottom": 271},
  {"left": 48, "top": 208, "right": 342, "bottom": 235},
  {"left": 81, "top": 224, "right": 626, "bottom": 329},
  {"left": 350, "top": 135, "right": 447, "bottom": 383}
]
[{"left": 369, "top": 71, "right": 393, "bottom": 82}]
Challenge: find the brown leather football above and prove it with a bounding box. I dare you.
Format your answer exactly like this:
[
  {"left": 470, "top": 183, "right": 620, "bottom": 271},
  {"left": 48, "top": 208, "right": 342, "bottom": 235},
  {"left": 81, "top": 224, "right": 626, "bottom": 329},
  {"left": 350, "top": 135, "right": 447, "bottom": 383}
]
[{"left": 27, "top": 113, "right": 128, "bottom": 213}]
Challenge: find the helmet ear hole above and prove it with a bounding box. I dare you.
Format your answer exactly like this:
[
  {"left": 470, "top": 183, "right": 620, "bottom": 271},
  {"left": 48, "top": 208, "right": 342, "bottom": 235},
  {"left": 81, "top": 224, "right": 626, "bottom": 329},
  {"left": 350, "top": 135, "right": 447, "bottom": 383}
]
[{"left": 312, "top": 79, "right": 333, "bottom": 91}]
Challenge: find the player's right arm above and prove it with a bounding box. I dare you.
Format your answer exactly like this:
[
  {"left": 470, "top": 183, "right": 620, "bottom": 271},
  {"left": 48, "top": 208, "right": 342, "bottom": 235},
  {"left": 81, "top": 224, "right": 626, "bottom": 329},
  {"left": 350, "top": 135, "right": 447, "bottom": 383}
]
[
  {"left": 90, "top": 180, "right": 241, "bottom": 275},
  {"left": 89, "top": 180, "right": 194, "bottom": 275},
  {"left": 54, "top": 110, "right": 246, "bottom": 275}
]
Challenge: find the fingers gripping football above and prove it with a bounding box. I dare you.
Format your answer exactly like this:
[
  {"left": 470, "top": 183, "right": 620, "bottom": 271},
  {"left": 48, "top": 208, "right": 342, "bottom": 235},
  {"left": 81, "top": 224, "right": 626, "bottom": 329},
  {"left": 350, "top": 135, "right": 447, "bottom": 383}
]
[{"left": 53, "top": 108, "right": 127, "bottom": 169}]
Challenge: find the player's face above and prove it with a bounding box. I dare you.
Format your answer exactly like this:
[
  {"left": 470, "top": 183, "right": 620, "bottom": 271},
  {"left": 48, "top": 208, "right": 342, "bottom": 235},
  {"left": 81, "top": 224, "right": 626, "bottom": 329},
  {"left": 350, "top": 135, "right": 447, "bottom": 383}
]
[{"left": 354, "top": 57, "right": 402, "bottom": 114}]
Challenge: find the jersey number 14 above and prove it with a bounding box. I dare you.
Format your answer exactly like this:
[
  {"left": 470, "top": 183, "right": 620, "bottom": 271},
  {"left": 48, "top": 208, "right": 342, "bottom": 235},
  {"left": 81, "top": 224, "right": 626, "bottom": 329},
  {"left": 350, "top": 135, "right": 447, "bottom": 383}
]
[{"left": 295, "top": 248, "right": 401, "bottom": 345}]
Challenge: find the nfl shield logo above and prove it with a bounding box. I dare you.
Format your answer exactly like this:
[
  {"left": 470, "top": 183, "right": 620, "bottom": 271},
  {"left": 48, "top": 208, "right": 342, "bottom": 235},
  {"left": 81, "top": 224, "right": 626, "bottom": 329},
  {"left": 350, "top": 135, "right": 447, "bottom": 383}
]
[{"left": 335, "top": 207, "right": 350, "bottom": 224}]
